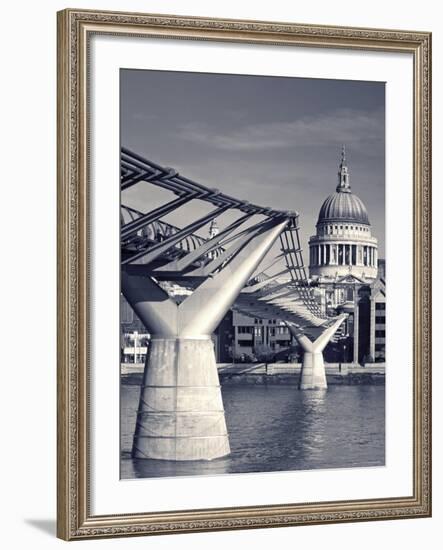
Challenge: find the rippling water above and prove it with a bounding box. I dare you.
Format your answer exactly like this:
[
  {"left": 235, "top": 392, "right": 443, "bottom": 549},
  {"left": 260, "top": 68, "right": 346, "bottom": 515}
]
[{"left": 120, "top": 383, "right": 385, "bottom": 479}]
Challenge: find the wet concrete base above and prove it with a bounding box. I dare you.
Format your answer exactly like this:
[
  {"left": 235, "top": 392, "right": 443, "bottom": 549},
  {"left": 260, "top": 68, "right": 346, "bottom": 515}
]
[
  {"left": 299, "top": 352, "right": 328, "bottom": 390},
  {"left": 132, "top": 337, "right": 230, "bottom": 461}
]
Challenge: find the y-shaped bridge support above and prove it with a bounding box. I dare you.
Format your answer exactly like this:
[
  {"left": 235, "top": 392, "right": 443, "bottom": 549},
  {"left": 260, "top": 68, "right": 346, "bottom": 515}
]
[
  {"left": 122, "top": 219, "right": 289, "bottom": 461},
  {"left": 288, "top": 316, "right": 346, "bottom": 390}
]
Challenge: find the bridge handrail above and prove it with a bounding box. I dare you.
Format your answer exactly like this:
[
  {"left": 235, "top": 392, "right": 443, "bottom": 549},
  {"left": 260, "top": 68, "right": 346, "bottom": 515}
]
[
  {"left": 121, "top": 147, "right": 298, "bottom": 220},
  {"left": 120, "top": 148, "right": 328, "bottom": 325}
]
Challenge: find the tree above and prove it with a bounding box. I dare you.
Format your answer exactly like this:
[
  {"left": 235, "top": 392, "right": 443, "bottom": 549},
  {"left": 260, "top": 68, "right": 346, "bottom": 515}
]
[{"left": 253, "top": 344, "right": 275, "bottom": 363}]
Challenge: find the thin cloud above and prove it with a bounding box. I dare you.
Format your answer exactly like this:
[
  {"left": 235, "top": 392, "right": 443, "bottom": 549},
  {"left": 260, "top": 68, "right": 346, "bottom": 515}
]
[{"left": 177, "top": 107, "right": 384, "bottom": 153}]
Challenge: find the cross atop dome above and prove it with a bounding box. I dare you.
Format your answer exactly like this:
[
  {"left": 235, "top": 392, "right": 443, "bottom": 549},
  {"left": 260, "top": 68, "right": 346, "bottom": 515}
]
[{"left": 337, "top": 144, "right": 351, "bottom": 193}]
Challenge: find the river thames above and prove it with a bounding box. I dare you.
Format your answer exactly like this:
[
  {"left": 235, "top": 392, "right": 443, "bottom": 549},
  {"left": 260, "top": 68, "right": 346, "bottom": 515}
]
[{"left": 120, "top": 382, "right": 385, "bottom": 479}]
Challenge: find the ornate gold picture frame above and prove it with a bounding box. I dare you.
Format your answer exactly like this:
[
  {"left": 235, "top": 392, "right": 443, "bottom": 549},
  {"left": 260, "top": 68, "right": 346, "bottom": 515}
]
[{"left": 57, "top": 8, "right": 431, "bottom": 540}]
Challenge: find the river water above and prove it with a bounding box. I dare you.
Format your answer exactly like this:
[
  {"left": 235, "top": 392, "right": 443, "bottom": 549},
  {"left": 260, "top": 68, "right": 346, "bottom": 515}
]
[{"left": 120, "top": 383, "right": 385, "bottom": 479}]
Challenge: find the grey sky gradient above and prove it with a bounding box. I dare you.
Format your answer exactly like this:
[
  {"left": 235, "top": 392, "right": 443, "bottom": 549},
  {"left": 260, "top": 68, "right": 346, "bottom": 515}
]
[{"left": 121, "top": 69, "right": 385, "bottom": 258}]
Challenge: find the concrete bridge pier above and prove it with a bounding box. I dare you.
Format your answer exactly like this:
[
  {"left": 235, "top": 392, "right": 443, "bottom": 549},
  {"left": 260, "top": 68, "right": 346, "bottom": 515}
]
[
  {"left": 288, "top": 316, "right": 346, "bottom": 390},
  {"left": 133, "top": 335, "right": 229, "bottom": 461},
  {"left": 122, "top": 218, "right": 289, "bottom": 461}
]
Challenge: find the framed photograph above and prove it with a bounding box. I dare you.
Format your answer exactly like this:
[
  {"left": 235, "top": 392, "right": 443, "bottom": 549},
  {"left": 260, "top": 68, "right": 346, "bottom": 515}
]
[{"left": 57, "top": 8, "right": 431, "bottom": 540}]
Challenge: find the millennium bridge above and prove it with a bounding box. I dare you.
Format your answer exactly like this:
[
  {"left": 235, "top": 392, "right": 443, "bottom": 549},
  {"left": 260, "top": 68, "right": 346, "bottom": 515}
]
[{"left": 121, "top": 148, "right": 346, "bottom": 461}]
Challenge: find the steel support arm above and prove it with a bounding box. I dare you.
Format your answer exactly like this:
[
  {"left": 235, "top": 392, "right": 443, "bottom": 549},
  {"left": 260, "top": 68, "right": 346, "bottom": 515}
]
[{"left": 178, "top": 218, "right": 289, "bottom": 336}]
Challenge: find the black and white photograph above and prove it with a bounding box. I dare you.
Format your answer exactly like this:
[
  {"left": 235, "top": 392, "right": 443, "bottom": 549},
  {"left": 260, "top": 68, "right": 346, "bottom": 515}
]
[
  {"left": 1, "top": 0, "right": 437, "bottom": 546},
  {"left": 119, "top": 69, "right": 386, "bottom": 480}
]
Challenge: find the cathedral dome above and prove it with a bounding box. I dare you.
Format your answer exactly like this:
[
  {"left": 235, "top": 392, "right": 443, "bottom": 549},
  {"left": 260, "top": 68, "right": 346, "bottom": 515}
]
[
  {"left": 317, "top": 191, "right": 370, "bottom": 225},
  {"left": 317, "top": 146, "right": 370, "bottom": 226},
  {"left": 308, "top": 146, "right": 378, "bottom": 282}
]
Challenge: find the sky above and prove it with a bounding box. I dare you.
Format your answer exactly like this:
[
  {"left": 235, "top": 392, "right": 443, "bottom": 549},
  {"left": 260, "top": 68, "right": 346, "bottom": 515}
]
[{"left": 121, "top": 69, "right": 385, "bottom": 259}]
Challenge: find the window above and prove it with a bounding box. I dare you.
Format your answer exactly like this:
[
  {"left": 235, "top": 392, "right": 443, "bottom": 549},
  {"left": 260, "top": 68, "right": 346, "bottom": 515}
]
[
  {"left": 238, "top": 341, "right": 251, "bottom": 348},
  {"left": 375, "top": 316, "right": 385, "bottom": 324},
  {"left": 375, "top": 330, "right": 385, "bottom": 337},
  {"left": 375, "top": 303, "right": 386, "bottom": 310}
]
